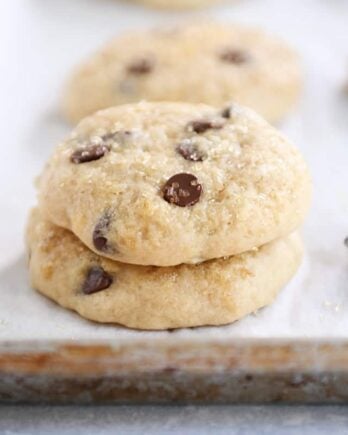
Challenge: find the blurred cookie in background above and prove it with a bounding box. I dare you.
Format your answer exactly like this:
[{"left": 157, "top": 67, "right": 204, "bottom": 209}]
[
  {"left": 129, "top": 0, "right": 225, "bottom": 9},
  {"left": 63, "top": 22, "right": 301, "bottom": 124}
]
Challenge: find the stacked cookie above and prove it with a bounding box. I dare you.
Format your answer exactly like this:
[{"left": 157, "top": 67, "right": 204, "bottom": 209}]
[{"left": 27, "top": 101, "right": 311, "bottom": 329}]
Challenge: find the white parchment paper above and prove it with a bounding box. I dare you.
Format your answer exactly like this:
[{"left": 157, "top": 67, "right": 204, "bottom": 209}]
[{"left": 1, "top": 0, "right": 347, "bottom": 342}]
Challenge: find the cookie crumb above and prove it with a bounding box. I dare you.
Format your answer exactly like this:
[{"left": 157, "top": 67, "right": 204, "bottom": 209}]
[{"left": 323, "top": 300, "right": 342, "bottom": 313}]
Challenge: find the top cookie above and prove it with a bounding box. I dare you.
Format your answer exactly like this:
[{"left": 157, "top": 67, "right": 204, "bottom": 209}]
[
  {"left": 38, "top": 101, "right": 311, "bottom": 266},
  {"left": 63, "top": 22, "right": 301, "bottom": 124}
]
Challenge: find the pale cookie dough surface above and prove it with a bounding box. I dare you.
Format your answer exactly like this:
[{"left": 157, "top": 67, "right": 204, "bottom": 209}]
[
  {"left": 38, "top": 102, "right": 311, "bottom": 266},
  {"left": 27, "top": 209, "right": 303, "bottom": 330},
  {"left": 63, "top": 22, "right": 301, "bottom": 124},
  {"left": 131, "top": 0, "right": 223, "bottom": 9}
]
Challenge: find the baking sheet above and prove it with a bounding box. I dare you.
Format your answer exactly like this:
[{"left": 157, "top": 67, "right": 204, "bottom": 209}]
[{"left": 1, "top": 0, "right": 348, "bottom": 342}]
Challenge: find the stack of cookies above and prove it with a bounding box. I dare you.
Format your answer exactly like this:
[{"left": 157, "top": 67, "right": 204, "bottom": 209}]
[{"left": 27, "top": 101, "right": 311, "bottom": 329}]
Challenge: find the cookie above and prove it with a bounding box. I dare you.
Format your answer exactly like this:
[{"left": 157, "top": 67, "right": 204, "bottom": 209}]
[
  {"left": 38, "top": 102, "right": 311, "bottom": 266},
  {"left": 131, "top": 0, "right": 222, "bottom": 9},
  {"left": 62, "top": 22, "right": 301, "bottom": 124},
  {"left": 27, "top": 209, "right": 303, "bottom": 330}
]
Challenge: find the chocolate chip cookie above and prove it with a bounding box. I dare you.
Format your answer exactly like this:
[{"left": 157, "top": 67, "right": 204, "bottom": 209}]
[
  {"left": 131, "top": 0, "right": 223, "bottom": 9},
  {"left": 63, "top": 22, "right": 301, "bottom": 124},
  {"left": 38, "top": 102, "right": 311, "bottom": 266},
  {"left": 27, "top": 209, "right": 303, "bottom": 330}
]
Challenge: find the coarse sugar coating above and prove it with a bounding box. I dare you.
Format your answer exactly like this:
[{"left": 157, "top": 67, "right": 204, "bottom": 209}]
[{"left": 38, "top": 101, "right": 311, "bottom": 266}]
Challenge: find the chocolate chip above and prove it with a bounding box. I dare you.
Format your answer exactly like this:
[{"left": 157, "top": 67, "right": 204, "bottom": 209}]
[
  {"left": 187, "top": 119, "right": 224, "bottom": 134},
  {"left": 176, "top": 141, "right": 205, "bottom": 162},
  {"left": 127, "top": 57, "right": 154, "bottom": 74},
  {"left": 162, "top": 173, "right": 202, "bottom": 207},
  {"left": 344, "top": 237, "right": 348, "bottom": 248},
  {"left": 221, "top": 106, "right": 233, "bottom": 119},
  {"left": 93, "top": 234, "right": 108, "bottom": 251},
  {"left": 82, "top": 266, "right": 113, "bottom": 295},
  {"left": 71, "top": 144, "right": 109, "bottom": 164},
  {"left": 219, "top": 49, "right": 249, "bottom": 64},
  {"left": 93, "top": 212, "right": 112, "bottom": 252}
]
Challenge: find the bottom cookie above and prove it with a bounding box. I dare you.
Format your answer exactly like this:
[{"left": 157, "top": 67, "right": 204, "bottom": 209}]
[{"left": 27, "top": 209, "right": 303, "bottom": 330}]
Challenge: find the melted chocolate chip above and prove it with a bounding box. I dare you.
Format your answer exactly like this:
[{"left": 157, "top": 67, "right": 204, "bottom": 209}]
[
  {"left": 93, "top": 212, "right": 112, "bottom": 252},
  {"left": 127, "top": 57, "right": 154, "bottom": 74},
  {"left": 221, "top": 106, "right": 233, "bottom": 119},
  {"left": 71, "top": 144, "right": 109, "bottom": 164},
  {"left": 82, "top": 266, "right": 113, "bottom": 295},
  {"left": 162, "top": 173, "right": 202, "bottom": 207},
  {"left": 176, "top": 141, "right": 205, "bottom": 162},
  {"left": 219, "top": 49, "right": 249, "bottom": 64},
  {"left": 187, "top": 119, "right": 224, "bottom": 134}
]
